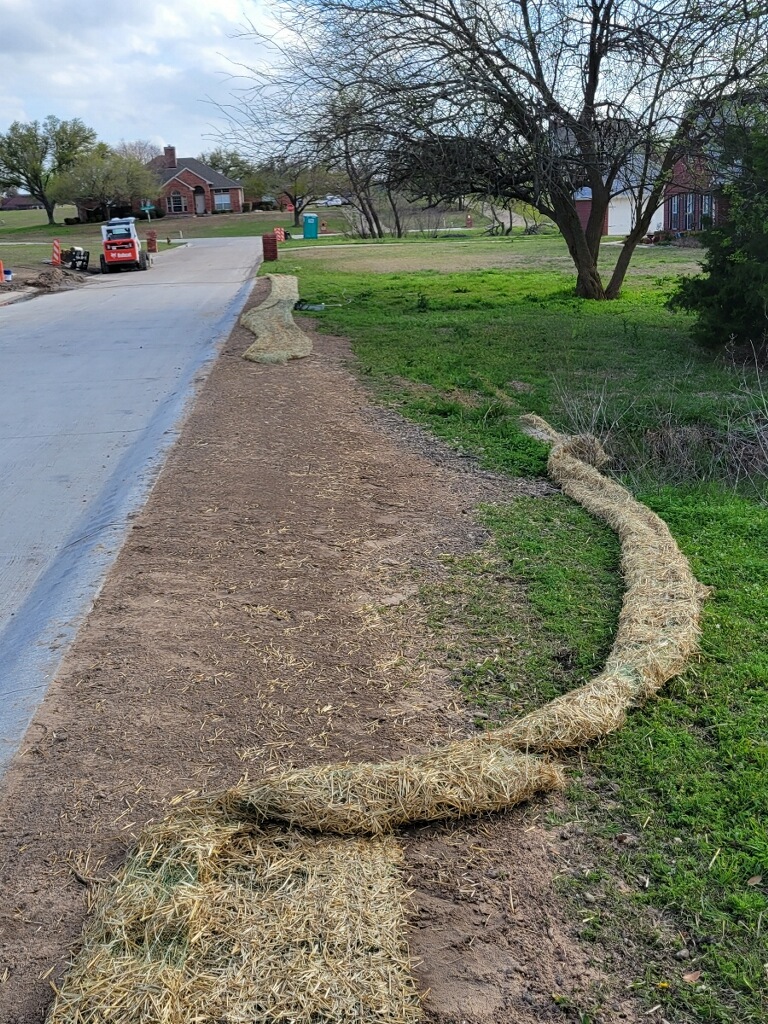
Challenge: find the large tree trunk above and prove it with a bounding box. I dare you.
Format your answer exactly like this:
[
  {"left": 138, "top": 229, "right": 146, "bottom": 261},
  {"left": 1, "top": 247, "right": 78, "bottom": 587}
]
[
  {"left": 42, "top": 196, "right": 56, "bottom": 225},
  {"left": 605, "top": 236, "right": 640, "bottom": 299},
  {"left": 558, "top": 219, "right": 606, "bottom": 299},
  {"left": 605, "top": 200, "right": 662, "bottom": 298},
  {"left": 555, "top": 194, "right": 610, "bottom": 299}
]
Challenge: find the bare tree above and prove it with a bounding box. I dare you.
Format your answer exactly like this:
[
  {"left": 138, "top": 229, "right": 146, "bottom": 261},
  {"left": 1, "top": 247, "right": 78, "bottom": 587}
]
[
  {"left": 113, "top": 139, "right": 162, "bottom": 164},
  {"left": 216, "top": 16, "right": 401, "bottom": 235},
  {"left": 237, "top": 0, "right": 768, "bottom": 298}
]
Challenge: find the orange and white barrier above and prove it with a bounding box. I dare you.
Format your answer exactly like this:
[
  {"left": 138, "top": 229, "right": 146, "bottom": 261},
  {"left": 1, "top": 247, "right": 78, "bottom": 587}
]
[
  {"left": 274, "top": 227, "right": 286, "bottom": 242},
  {"left": 52, "top": 239, "right": 61, "bottom": 266}
]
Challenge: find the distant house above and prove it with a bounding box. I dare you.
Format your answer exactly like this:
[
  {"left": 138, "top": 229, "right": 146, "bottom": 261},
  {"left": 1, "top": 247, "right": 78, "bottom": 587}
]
[
  {"left": 577, "top": 158, "right": 728, "bottom": 237},
  {"left": 573, "top": 182, "right": 664, "bottom": 237},
  {"left": 151, "top": 146, "right": 244, "bottom": 216},
  {"left": 73, "top": 146, "right": 246, "bottom": 222},
  {"left": 1, "top": 194, "right": 44, "bottom": 211},
  {"left": 662, "top": 158, "right": 726, "bottom": 233}
]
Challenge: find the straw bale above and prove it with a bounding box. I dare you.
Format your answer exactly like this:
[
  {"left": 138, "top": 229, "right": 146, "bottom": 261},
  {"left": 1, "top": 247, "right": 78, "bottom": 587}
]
[
  {"left": 227, "top": 743, "right": 565, "bottom": 835},
  {"left": 47, "top": 806, "right": 421, "bottom": 1024},
  {"left": 241, "top": 275, "right": 313, "bottom": 364}
]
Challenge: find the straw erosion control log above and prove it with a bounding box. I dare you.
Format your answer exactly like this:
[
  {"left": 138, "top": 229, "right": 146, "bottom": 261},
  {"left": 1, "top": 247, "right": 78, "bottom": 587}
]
[
  {"left": 240, "top": 274, "right": 313, "bottom": 364},
  {"left": 46, "top": 416, "right": 709, "bottom": 1024}
]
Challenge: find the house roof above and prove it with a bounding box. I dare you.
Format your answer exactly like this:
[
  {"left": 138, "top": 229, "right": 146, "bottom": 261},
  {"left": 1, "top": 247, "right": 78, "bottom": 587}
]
[
  {"left": 156, "top": 158, "right": 242, "bottom": 189},
  {"left": 1, "top": 194, "right": 43, "bottom": 210}
]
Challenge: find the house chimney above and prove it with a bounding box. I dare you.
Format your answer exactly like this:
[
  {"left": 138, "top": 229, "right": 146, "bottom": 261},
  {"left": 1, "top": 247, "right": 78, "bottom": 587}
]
[{"left": 164, "top": 145, "right": 177, "bottom": 169}]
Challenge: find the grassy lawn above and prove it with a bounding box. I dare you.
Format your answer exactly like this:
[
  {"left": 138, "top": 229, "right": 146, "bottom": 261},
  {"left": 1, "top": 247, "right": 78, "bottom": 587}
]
[
  {"left": 0, "top": 204, "right": 494, "bottom": 245},
  {"left": 269, "top": 235, "right": 767, "bottom": 1022},
  {"left": 0, "top": 206, "right": 77, "bottom": 231},
  {"left": 0, "top": 209, "right": 350, "bottom": 243}
]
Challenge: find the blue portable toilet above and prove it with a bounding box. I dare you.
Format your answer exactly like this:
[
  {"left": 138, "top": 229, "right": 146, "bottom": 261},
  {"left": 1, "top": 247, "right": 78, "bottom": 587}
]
[{"left": 303, "top": 212, "right": 319, "bottom": 240}]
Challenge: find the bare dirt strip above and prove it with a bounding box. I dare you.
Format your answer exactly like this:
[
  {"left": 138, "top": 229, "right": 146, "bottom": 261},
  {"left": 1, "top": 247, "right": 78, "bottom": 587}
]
[{"left": 0, "top": 279, "right": 642, "bottom": 1023}]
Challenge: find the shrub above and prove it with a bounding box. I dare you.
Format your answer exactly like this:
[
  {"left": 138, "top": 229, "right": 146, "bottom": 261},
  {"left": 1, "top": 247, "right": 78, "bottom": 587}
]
[{"left": 670, "top": 123, "right": 768, "bottom": 351}]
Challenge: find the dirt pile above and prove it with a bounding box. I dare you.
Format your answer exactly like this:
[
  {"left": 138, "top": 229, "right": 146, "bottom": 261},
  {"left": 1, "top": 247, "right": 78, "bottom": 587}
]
[{"left": 31, "top": 268, "right": 86, "bottom": 291}]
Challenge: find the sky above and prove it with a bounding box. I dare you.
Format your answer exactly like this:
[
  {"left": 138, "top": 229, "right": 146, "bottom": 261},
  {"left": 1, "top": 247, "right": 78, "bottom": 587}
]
[{"left": 1, "top": 0, "right": 272, "bottom": 160}]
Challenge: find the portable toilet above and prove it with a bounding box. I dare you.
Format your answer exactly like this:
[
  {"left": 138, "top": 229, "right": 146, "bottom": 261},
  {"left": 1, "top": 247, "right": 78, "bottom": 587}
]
[{"left": 303, "top": 212, "right": 319, "bottom": 240}]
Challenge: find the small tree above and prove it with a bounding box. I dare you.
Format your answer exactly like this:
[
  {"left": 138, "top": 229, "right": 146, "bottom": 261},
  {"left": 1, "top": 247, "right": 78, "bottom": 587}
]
[
  {"left": 198, "top": 147, "right": 254, "bottom": 181},
  {"left": 53, "top": 151, "right": 160, "bottom": 220},
  {"left": 0, "top": 116, "right": 96, "bottom": 224},
  {"left": 259, "top": 156, "right": 333, "bottom": 226},
  {"left": 672, "top": 123, "right": 768, "bottom": 351}
]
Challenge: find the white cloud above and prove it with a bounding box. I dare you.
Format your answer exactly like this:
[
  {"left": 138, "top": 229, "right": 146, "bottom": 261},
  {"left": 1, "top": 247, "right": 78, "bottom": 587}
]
[{"left": 1, "top": 0, "right": 273, "bottom": 157}]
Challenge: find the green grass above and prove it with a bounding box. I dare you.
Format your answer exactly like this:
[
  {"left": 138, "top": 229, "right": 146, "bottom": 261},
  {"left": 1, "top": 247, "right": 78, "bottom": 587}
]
[
  {"left": 0, "top": 205, "right": 76, "bottom": 231},
  {"left": 273, "top": 236, "right": 768, "bottom": 1020},
  {"left": 0, "top": 209, "right": 350, "bottom": 243},
  {"left": 0, "top": 243, "right": 58, "bottom": 276},
  {"left": 279, "top": 239, "right": 762, "bottom": 495},
  {"left": 493, "top": 489, "right": 768, "bottom": 1023}
]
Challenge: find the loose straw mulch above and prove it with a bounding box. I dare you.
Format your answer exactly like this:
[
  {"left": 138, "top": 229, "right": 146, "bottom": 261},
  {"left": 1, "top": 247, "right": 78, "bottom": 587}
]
[
  {"left": 45, "top": 415, "right": 710, "bottom": 1024},
  {"left": 48, "top": 801, "right": 421, "bottom": 1024},
  {"left": 47, "top": 747, "right": 562, "bottom": 1023},
  {"left": 241, "top": 274, "right": 313, "bottom": 364}
]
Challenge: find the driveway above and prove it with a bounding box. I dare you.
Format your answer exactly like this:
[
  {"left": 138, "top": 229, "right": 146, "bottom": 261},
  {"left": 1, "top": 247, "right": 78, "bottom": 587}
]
[{"left": 0, "top": 236, "right": 261, "bottom": 768}]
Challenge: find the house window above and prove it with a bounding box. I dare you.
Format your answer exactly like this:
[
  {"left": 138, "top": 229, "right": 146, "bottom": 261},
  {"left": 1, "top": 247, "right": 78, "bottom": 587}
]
[
  {"left": 684, "top": 193, "right": 695, "bottom": 231},
  {"left": 213, "top": 189, "right": 232, "bottom": 212},
  {"left": 167, "top": 190, "right": 187, "bottom": 214},
  {"left": 702, "top": 193, "right": 713, "bottom": 224},
  {"left": 670, "top": 194, "right": 679, "bottom": 230}
]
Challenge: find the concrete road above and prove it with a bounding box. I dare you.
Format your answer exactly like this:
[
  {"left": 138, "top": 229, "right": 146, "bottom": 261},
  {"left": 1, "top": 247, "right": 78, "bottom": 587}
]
[{"left": 0, "top": 236, "right": 261, "bottom": 768}]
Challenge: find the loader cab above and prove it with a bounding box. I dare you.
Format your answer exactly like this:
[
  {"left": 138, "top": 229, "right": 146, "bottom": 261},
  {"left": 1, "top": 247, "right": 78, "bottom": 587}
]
[
  {"left": 100, "top": 217, "right": 149, "bottom": 274},
  {"left": 102, "top": 218, "right": 137, "bottom": 242}
]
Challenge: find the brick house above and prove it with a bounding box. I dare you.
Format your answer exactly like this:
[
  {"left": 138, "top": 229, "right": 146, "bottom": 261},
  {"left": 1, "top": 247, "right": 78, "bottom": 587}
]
[
  {"left": 572, "top": 187, "right": 665, "bottom": 237},
  {"left": 74, "top": 146, "right": 246, "bottom": 221},
  {"left": 152, "top": 146, "right": 244, "bottom": 216},
  {"left": 662, "top": 158, "right": 726, "bottom": 233}
]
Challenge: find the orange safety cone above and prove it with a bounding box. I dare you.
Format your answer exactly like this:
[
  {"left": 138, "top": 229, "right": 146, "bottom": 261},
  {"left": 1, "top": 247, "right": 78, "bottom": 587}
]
[{"left": 0, "top": 260, "right": 4, "bottom": 282}]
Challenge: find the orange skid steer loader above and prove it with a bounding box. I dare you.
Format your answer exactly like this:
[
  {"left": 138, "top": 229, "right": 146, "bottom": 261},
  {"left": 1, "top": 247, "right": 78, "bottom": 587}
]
[{"left": 100, "top": 217, "right": 150, "bottom": 273}]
